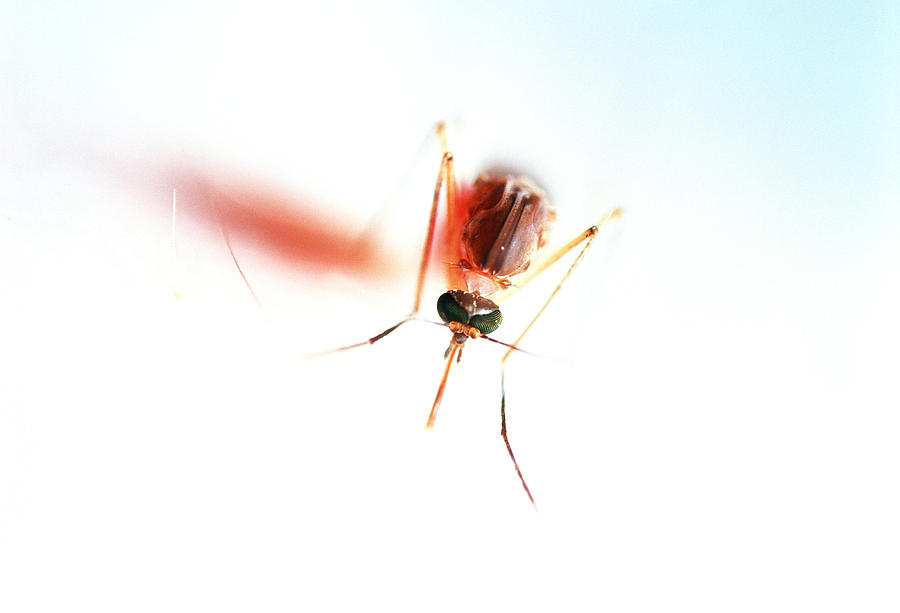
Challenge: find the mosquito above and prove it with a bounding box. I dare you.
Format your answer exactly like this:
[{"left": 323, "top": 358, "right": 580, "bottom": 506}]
[{"left": 311, "top": 123, "right": 621, "bottom": 507}]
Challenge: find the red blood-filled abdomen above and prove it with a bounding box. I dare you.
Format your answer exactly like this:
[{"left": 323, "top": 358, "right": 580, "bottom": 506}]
[{"left": 461, "top": 174, "right": 551, "bottom": 279}]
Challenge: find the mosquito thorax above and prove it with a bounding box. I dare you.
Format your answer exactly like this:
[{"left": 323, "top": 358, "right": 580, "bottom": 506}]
[{"left": 436, "top": 290, "right": 502, "bottom": 343}]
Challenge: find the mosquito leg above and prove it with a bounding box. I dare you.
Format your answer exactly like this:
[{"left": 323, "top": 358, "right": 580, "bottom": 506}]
[
  {"left": 500, "top": 365, "right": 536, "bottom": 507},
  {"left": 411, "top": 122, "right": 454, "bottom": 315},
  {"left": 498, "top": 208, "right": 622, "bottom": 305},
  {"left": 441, "top": 125, "right": 459, "bottom": 273},
  {"left": 302, "top": 317, "right": 416, "bottom": 358},
  {"left": 497, "top": 209, "right": 622, "bottom": 507},
  {"left": 503, "top": 210, "right": 621, "bottom": 353},
  {"left": 310, "top": 123, "right": 454, "bottom": 358}
]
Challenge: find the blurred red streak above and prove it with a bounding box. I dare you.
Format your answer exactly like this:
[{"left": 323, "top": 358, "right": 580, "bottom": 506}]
[
  {"left": 170, "top": 171, "right": 395, "bottom": 278},
  {"left": 50, "top": 139, "right": 400, "bottom": 279}
]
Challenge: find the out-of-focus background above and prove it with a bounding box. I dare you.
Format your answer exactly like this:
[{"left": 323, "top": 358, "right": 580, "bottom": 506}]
[{"left": 2, "top": 2, "right": 898, "bottom": 611}]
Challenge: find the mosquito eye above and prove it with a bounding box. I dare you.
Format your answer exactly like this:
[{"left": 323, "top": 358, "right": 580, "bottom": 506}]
[
  {"left": 437, "top": 292, "right": 469, "bottom": 324},
  {"left": 469, "top": 310, "right": 502, "bottom": 335}
]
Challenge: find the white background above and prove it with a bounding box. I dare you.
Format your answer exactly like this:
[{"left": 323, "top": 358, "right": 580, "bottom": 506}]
[{"left": 2, "top": 2, "right": 898, "bottom": 611}]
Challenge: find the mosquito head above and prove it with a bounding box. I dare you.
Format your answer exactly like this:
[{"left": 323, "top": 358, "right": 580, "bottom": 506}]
[{"left": 436, "top": 289, "right": 502, "bottom": 344}]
